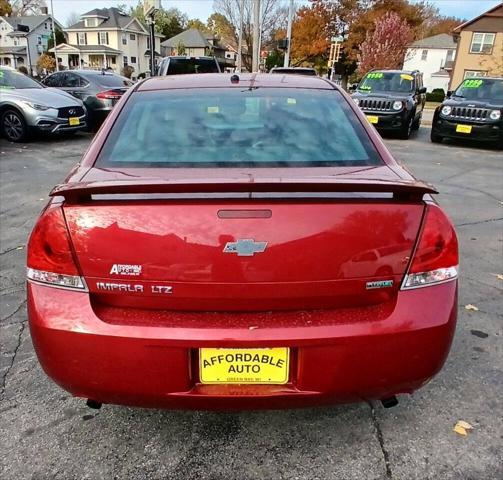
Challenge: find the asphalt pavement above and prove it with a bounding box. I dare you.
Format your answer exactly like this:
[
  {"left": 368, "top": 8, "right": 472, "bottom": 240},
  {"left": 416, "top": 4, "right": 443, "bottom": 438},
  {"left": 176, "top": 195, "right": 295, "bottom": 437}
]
[{"left": 0, "top": 128, "right": 502, "bottom": 480}]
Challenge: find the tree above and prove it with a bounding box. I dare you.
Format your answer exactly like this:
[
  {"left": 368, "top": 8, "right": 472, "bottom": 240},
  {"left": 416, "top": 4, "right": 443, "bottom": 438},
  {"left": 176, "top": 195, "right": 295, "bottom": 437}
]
[
  {"left": 207, "top": 12, "right": 236, "bottom": 46},
  {"left": 175, "top": 40, "right": 186, "bottom": 55},
  {"left": 214, "top": 0, "right": 287, "bottom": 71},
  {"left": 187, "top": 19, "right": 210, "bottom": 33},
  {"left": 127, "top": 1, "right": 187, "bottom": 39},
  {"left": 422, "top": 16, "right": 463, "bottom": 38},
  {"left": 0, "top": 0, "right": 12, "bottom": 16},
  {"left": 46, "top": 25, "right": 65, "bottom": 51},
  {"left": 10, "top": 0, "right": 45, "bottom": 15},
  {"left": 358, "top": 11, "right": 414, "bottom": 75},
  {"left": 265, "top": 49, "right": 284, "bottom": 70},
  {"left": 36, "top": 53, "right": 56, "bottom": 73},
  {"left": 66, "top": 12, "right": 81, "bottom": 28}
]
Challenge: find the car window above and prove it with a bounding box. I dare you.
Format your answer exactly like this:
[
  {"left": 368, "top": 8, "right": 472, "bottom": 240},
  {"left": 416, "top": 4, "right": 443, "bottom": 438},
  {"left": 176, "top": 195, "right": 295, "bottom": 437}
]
[
  {"left": 0, "top": 69, "right": 42, "bottom": 89},
  {"left": 166, "top": 58, "right": 220, "bottom": 75},
  {"left": 358, "top": 72, "right": 415, "bottom": 93},
  {"left": 96, "top": 88, "right": 382, "bottom": 168},
  {"left": 453, "top": 78, "right": 503, "bottom": 102},
  {"left": 43, "top": 73, "right": 63, "bottom": 87},
  {"left": 95, "top": 74, "right": 133, "bottom": 88},
  {"left": 64, "top": 72, "right": 82, "bottom": 87}
]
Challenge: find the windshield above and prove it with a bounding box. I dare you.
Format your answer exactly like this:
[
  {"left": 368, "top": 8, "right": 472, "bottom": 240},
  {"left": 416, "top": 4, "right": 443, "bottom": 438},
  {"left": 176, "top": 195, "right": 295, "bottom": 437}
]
[
  {"left": 96, "top": 88, "right": 381, "bottom": 168},
  {"left": 358, "top": 72, "right": 415, "bottom": 93},
  {"left": 166, "top": 58, "right": 219, "bottom": 75},
  {"left": 96, "top": 75, "right": 133, "bottom": 88},
  {"left": 453, "top": 78, "right": 503, "bottom": 102},
  {"left": 0, "top": 69, "right": 42, "bottom": 89}
]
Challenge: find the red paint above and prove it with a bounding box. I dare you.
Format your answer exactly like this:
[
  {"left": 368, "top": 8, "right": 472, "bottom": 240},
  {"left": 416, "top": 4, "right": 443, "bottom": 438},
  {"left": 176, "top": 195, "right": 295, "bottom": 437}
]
[{"left": 27, "top": 74, "right": 459, "bottom": 409}]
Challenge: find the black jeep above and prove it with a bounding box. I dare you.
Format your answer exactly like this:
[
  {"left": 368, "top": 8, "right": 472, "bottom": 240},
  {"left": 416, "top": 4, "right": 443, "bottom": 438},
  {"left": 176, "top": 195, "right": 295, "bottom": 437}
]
[
  {"left": 351, "top": 70, "right": 426, "bottom": 139},
  {"left": 431, "top": 77, "right": 503, "bottom": 148}
]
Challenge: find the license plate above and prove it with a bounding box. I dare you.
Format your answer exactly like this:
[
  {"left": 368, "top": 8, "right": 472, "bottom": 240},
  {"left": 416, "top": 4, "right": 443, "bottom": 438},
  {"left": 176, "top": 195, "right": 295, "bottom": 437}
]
[
  {"left": 366, "top": 115, "right": 379, "bottom": 124},
  {"left": 69, "top": 117, "right": 80, "bottom": 126},
  {"left": 199, "top": 347, "right": 289, "bottom": 384},
  {"left": 456, "top": 124, "right": 472, "bottom": 134}
]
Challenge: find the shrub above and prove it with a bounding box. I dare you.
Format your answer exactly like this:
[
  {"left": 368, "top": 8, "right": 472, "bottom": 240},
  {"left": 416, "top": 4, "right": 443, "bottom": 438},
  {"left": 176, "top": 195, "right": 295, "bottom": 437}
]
[{"left": 426, "top": 88, "right": 446, "bottom": 103}]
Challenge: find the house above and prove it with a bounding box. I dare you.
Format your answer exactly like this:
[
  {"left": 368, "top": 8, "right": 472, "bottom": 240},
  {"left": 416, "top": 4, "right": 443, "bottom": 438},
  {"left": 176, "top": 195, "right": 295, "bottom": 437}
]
[
  {"left": 0, "top": 15, "right": 63, "bottom": 74},
  {"left": 403, "top": 33, "right": 457, "bottom": 92},
  {"left": 160, "top": 28, "right": 235, "bottom": 70},
  {"left": 450, "top": 3, "right": 503, "bottom": 88},
  {"left": 51, "top": 7, "right": 162, "bottom": 75}
]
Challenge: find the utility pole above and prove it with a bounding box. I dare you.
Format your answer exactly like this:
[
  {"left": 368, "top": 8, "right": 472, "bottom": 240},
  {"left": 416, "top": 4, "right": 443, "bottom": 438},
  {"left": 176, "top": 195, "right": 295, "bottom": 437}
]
[
  {"left": 283, "top": 0, "right": 294, "bottom": 68},
  {"left": 252, "top": 0, "right": 261, "bottom": 72},
  {"left": 148, "top": 14, "right": 156, "bottom": 76},
  {"left": 50, "top": 0, "right": 59, "bottom": 71},
  {"left": 236, "top": 0, "right": 244, "bottom": 72}
]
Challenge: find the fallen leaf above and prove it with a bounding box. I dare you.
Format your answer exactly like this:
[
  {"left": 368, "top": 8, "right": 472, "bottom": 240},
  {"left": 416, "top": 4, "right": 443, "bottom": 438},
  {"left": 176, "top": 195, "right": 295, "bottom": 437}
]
[
  {"left": 16, "top": 246, "right": 24, "bottom": 250},
  {"left": 465, "top": 304, "right": 479, "bottom": 311},
  {"left": 454, "top": 420, "right": 473, "bottom": 436},
  {"left": 495, "top": 274, "right": 503, "bottom": 281}
]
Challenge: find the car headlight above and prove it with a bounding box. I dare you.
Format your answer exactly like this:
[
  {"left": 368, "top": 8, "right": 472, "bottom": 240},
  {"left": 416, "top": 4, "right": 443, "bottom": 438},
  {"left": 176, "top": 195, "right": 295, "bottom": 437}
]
[
  {"left": 489, "top": 110, "right": 501, "bottom": 120},
  {"left": 441, "top": 105, "right": 452, "bottom": 116},
  {"left": 392, "top": 101, "right": 403, "bottom": 111},
  {"left": 352, "top": 98, "right": 360, "bottom": 106},
  {"left": 23, "top": 101, "right": 52, "bottom": 111}
]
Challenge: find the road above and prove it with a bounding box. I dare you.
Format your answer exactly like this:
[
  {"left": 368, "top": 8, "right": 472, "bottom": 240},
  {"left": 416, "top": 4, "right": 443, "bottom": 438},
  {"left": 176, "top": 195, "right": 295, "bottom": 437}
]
[{"left": 1, "top": 128, "right": 502, "bottom": 480}]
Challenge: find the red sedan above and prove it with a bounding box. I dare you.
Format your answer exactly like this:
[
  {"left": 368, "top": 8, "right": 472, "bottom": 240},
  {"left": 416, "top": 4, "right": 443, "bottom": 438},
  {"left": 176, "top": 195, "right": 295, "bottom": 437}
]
[{"left": 27, "top": 74, "right": 458, "bottom": 410}]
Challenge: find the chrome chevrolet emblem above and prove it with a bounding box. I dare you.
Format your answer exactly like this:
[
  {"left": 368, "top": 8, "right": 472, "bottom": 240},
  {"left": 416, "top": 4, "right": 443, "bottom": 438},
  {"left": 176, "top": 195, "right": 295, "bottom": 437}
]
[{"left": 223, "top": 239, "right": 268, "bottom": 257}]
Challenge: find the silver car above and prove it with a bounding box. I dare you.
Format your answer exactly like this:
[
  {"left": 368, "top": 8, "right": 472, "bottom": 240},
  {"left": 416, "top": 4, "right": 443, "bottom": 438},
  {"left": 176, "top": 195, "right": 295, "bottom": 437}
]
[{"left": 0, "top": 67, "right": 86, "bottom": 142}]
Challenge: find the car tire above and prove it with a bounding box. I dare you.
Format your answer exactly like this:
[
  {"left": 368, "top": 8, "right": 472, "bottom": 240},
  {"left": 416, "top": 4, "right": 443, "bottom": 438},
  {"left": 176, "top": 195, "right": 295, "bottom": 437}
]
[
  {"left": 1, "top": 109, "right": 29, "bottom": 142},
  {"left": 399, "top": 116, "right": 413, "bottom": 139},
  {"left": 412, "top": 112, "right": 421, "bottom": 130},
  {"left": 430, "top": 130, "right": 443, "bottom": 144}
]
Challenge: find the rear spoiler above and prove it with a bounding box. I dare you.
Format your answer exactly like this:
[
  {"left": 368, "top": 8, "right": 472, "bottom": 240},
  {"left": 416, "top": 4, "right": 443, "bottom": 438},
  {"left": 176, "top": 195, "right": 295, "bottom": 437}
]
[{"left": 50, "top": 178, "right": 438, "bottom": 202}]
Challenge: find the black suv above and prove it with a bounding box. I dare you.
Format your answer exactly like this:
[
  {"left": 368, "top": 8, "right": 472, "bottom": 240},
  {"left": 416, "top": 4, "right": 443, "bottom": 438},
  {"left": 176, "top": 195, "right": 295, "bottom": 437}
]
[
  {"left": 351, "top": 70, "right": 426, "bottom": 139},
  {"left": 431, "top": 77, "right": 502, "bottom": 148}
]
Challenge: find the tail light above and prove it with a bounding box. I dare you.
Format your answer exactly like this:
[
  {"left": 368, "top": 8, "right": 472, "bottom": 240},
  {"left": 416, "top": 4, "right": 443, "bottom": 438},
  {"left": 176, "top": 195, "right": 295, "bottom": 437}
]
[
  {"left": 27, "top": 205, "right": 87, "bottom": 290},
  {"left": 401, "top": 204, "right": 458, "bottom": 289},
  {"left": 96, "top": 90, "right": 122, "bottom": 100}
]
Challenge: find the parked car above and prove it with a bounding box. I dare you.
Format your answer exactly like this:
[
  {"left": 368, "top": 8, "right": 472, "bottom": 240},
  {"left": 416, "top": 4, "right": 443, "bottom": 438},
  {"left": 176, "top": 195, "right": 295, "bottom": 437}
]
[
  {"left": 41, "top": 70, "right": 133, "bottom": 129},
  {"left": 27, "top": 73, "right": 458, "bottom": 411},
  {"left": 0, "top": 66, "right": 86, "bottom": 142},
  {"left": 156, "top": 56, "right": 221, "bottom": 76},
  {"left": 351, "top": 70, "right": 427, "bottom": 139},
  {"left": 431, "top": 77, "right": 503, "bottom": 148},
  {"left": 270, "top": 67, "right": 317, "bottom": 76}
]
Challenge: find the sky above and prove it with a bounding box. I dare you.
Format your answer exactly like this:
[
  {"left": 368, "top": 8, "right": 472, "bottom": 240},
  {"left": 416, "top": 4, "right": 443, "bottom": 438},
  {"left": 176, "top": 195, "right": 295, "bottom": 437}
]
[{"left": 48, "top": 0, "right": 503, "bottom": 27}]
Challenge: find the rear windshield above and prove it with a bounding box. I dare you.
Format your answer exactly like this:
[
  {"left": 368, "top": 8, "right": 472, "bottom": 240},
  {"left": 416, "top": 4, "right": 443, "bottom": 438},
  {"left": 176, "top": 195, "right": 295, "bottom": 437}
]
[
  {"left": 271, "top": 68, "right": 317, "bottom": 76},
  {"left": 95, "top": 74, "right": 133, "bottom": 88},
  {"left": 96, "top": 88, "right": 381, "bottom": 168},
  {"left": 453, "top": 78, "right": 503, "bottom": 102},
  {"left": 358, "top": 72, "right": 415, "bottom": 93},
  {"left": 166, "top": 58, "right": 220, "bottom": 75},
  {"left": 0, "top": 69, "right": 42, "bottom": 89}
]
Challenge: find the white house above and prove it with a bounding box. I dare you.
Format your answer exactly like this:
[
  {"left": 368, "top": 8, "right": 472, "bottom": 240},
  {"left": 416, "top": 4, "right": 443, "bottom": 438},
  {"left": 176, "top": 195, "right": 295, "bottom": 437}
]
[
  {"left": 403, "top": 33, "right": 457, "bottom": 92},
  {"left": 52, "top": 8, "right": 162, "bottom": 75},
  {"left": 0, "top": 15, "right": 63, "bottom": 74}
]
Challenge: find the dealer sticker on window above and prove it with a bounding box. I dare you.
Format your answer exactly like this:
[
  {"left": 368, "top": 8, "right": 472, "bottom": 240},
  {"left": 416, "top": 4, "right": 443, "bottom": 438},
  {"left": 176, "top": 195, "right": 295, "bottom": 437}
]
[{"left": 199, "top": 347, "right": 289, "bottom": 384}]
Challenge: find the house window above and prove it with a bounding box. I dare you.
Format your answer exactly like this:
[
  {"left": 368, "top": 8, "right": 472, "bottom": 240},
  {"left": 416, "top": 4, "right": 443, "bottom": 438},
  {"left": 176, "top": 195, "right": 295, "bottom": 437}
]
[
  {"left": 130, "top": 56, "right": 137, "bottom": 64},
  {"left": 44, "top": 22, "right": 48, "bottom": 29},
  {"left": 464, "top": 70, "right": 487, "bottom": 79},
  {"left": 147, "top": 37, "right": 150, "bottom": 49},
  {"left": 123, "top": 56, "right": 128, "bottom": 67},
  {"left": 470, "top": 32, "right": 495, "bottom": 54},
  {"left": 446, "top": 49, "right": 454, "bottom": 62},
  {"left": 111, "top": 57, "right": 116, "bottom": 65},
  {"left": 122, "top": 33, "right": 127, "bottom": 45},
  {"left": 78, "top": 32, "right": 87, "bottom": 45},
  {"left": 98, "top": 32, "right": 108, "bottom": 45},
  {"left": 421, "top": 49, "right": 428, "bottom": 61},
  {"left": 130, "top": 34, "right": 136, "bottom": 40},
  {"left": 13, "top": 37, "right": 19, "bottom": 46}
]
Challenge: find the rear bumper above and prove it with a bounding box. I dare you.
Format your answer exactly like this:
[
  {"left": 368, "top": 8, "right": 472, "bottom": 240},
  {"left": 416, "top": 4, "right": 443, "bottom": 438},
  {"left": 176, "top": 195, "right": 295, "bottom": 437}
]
[
  {"left": 27, "top": 281, "right": 457, "bottom": 410},
  {"left": 433, "top": 118, "right": 502, "bottom": 143}
]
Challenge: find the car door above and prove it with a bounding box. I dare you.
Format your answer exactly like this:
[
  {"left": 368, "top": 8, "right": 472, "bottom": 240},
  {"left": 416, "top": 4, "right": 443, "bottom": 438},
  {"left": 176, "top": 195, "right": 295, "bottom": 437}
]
[{"left": 61, "top": 72, "right": 89, "bottom": 101}]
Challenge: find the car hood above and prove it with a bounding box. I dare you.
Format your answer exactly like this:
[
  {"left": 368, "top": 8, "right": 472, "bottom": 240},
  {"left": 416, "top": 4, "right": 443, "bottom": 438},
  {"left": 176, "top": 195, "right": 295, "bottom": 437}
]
[
  {"left": 4, "top": 87, "right": 83, "bottom": 107},
  {"left": 442, "top": 97, "right": 503, "bottom": 109},
  {"left": 352, "top": 91, "right": 411, "bottom": 101}
]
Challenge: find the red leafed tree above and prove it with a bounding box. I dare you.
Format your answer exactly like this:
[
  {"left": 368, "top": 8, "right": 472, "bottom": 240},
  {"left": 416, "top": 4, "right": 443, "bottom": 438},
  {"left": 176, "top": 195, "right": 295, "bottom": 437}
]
[{"left": 358, "top": 11, "right": 414, "bottom": 76}]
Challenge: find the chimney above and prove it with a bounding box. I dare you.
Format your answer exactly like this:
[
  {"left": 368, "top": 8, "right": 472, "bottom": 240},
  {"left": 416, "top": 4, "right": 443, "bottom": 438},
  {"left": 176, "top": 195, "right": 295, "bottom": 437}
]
[{"left": 41, "top": 6, "right": 48, "bottom": 14}]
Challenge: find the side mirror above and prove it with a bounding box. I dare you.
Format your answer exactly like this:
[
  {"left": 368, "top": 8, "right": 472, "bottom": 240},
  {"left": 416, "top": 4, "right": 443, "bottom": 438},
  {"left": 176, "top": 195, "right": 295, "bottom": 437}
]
[
  {"left": 418, "top": 87, "right": 427, "bottom": 94},
  {"left": 446, "top": 90, "right": 452, "bottom": 98},
  {"left": 348, "top": 84, "right": 357, "bottom": 92}
]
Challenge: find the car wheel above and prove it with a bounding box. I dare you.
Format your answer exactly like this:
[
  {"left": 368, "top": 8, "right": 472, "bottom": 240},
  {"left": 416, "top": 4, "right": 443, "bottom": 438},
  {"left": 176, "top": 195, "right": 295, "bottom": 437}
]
[
  {"left": 399, "top": 116, "right": 413, "bottom": 139},
  {"left": 430, "top": 130, "right": 443, "bottom": 144},
  {"left": 1, "top": 109, "right": 29, "bottom": 142},
  {"left": 412, "top": 113, "right": 421, "bottom": 130}
]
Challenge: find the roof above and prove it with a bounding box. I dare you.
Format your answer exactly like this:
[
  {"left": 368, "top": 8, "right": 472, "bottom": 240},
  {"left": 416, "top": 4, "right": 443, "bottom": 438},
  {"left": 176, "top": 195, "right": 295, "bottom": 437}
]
[
  {"left": 453, "top": 3, "right": 503, "bottom": 32},
  {"left": 67, "top": 7, "right": 136, "bottom": 30},
  {"left": 138, "top": 73, "right": 334, "bottom": 92},
  {"left": 161, "top": 29, "right": 213, "bottom": 49},
  {"left": 2, "top": 15, "right": 62, "bottom": 32},
  {"left": 0, "top": 46, "right": 27, "bottom": 55},
  {"left": 409, "top": 33, "right": 456, "bottom": 49},
  {"left": 48, "top": 43, "right": 122, "bottom": 54}
]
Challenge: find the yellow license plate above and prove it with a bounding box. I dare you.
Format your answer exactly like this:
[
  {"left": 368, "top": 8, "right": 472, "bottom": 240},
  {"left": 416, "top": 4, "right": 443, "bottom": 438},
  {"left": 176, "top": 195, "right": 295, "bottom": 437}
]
[
  {"left": 199, "top": 348, "right": 289, "bottom": 384},
  {"left": 456, "top": 124, "right": 472, "bottom": 134},
  {"left": 366, "top": 115, "right": 379, "bottom": 124},
  {"left": 69, "top": 117, "right": 80, "bottom": 126}
]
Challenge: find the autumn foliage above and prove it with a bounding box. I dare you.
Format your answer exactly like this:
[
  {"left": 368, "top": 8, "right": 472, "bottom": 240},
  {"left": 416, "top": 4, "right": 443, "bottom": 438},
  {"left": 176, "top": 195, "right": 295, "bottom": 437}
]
[
  {"left": 36, "top": 53, "right": 56, "bottom": 73},
  {"left": 358, "top": 11, "right": 414, "bottom": 75}
]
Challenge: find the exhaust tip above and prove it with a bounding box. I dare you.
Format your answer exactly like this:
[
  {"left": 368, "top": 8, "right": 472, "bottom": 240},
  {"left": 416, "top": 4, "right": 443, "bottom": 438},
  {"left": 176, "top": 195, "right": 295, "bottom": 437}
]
[
  {"left": 86, "top": 399, "right": 102, "bottom": 409},
  {"left": 381, "top": 396, "right": 399, "bottom": 409}
]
